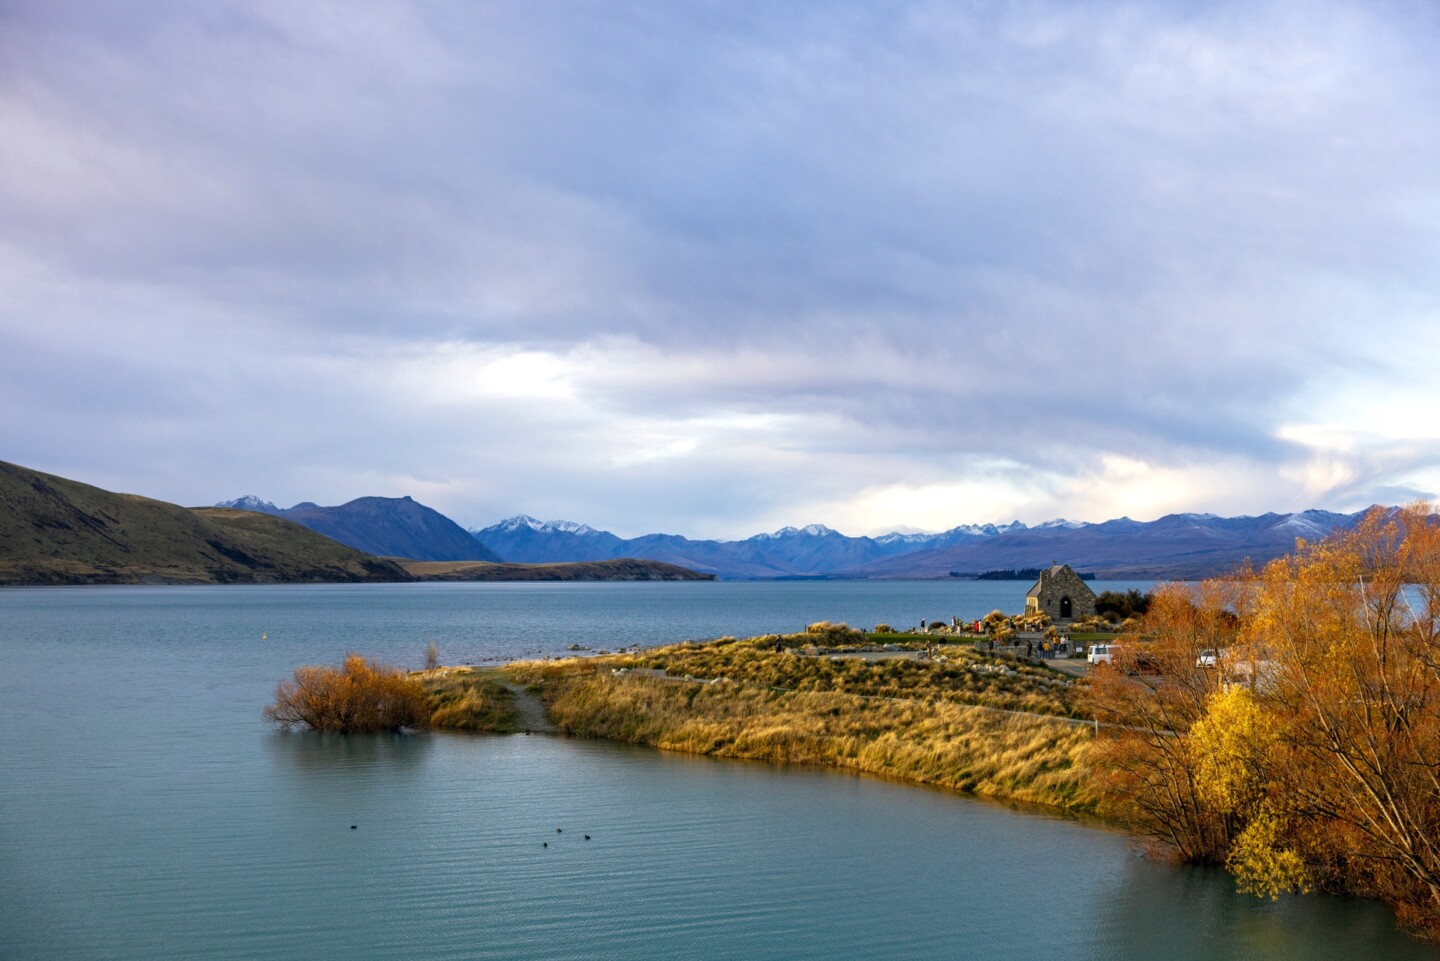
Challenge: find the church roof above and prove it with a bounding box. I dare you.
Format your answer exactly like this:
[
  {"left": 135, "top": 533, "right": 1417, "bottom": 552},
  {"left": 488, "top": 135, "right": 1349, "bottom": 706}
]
[{"left": 1027, "top": 563, "right": 1078, "bottom": 597}]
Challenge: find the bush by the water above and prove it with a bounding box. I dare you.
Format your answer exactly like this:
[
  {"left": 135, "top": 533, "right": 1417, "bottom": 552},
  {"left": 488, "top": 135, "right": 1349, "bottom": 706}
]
[
  {"left": 264, "top": 653, "right": 429, "bottom": 732},
  {"left": 1094, "top": 589, "right": 1152, "bottom": 622}
]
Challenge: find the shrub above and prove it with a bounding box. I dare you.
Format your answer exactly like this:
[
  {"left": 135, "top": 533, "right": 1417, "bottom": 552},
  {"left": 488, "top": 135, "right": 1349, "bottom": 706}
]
[
  {"left": 803, "top": 621, "right": 867, "bottom": 643},
  {"left": 264, "top": 653, "right": 429, "bottom": 733},
  {"left": 980, "top": 610, "right": 1009, "bottom": 633},
  {"left": 1095, "top": 589, "right": 1152, "bottom": 622},
  {"left": 873, "top": 624, "right": 894, "bottom": 634}
]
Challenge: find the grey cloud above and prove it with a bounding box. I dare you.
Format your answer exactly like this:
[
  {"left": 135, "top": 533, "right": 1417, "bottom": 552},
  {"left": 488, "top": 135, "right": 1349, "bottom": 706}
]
[{"left": 3, "top": 0, "right": 1440, "bottom": 534}]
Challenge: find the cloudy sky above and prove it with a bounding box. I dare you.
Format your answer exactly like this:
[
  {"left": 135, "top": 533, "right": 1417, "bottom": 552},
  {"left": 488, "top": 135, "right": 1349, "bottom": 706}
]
[{"left": 3, "top": 1, "right": 1439, "bottom": 538}]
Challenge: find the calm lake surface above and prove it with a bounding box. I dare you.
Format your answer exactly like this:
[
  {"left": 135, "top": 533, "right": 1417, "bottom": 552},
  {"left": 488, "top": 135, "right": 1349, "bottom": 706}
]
[{"left": 2, "top": 581, "right": 1436, "bottom": 960}]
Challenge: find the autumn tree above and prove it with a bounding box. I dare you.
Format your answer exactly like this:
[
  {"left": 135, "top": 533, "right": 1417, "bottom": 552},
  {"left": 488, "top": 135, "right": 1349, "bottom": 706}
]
[
  {"left": 264, "top": 653, "right": 429, "bottom": 733},
  {"left": 1080, "top": 581, "right": 1242, "bottom": 861},
  {"left": 1244, "top": 505, "right": 1440, "bottom": 933}
]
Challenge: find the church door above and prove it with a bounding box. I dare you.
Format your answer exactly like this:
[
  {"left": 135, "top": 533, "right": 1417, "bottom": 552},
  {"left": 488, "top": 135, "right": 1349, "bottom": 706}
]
[{"left": 1060, "top": 596, "right": 1072, "bottom": 618}]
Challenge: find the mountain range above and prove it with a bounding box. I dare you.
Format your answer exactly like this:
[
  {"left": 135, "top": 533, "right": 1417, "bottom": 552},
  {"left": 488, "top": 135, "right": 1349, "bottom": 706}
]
[
  {"left": 215, "top": 495, "right": 501, "bottom": 562},
  {"left": 210, "top": 491, "right": 1374, "bottom": 580},
  {"left": 470, "top": 510, "right": 1367, "bottom": 579}
]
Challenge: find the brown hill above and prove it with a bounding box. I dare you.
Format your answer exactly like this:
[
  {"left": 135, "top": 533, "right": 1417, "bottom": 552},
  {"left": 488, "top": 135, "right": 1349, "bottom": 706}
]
[{"left": 0, "top": 460, "right": 411, "bottom": 585}]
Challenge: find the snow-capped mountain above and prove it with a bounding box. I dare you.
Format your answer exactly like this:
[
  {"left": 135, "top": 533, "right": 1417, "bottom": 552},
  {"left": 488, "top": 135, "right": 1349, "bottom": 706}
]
[
  {"left": 487, "top": 515, "right": 603, "bottom": 536},
  {"left": 1033, "top": 518, "right": 1086, "bottom": 530},
  {"left": 748, "top": 524, "right": 842, "bottom": 540},
  {"left": 214, "top": 495, "right": 283, "bottom": 515}
]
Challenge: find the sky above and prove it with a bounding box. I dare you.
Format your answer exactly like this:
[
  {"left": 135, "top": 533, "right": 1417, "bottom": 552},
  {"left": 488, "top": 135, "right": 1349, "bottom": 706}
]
[{"left": 3, "top": 0, "right": 1440, "bottom": 539}]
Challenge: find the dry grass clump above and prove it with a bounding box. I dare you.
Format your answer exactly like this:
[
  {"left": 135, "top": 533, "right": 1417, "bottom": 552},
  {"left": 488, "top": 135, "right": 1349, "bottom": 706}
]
[
  {"left": 517, "top": 664, "right": 1094, "bottom": 809},
  {"left": 804, "top": 621, "right": 868, "bottom": 643},
  {"left": 419, "top": 668, "right": 520, "bottom": 732},
  {"left": 264, "top": 654, "right": 429, "bottom": 733}
]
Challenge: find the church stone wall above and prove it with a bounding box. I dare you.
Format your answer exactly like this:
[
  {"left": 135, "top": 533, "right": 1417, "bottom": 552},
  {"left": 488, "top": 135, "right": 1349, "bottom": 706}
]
[{"left": 1031, "top": 565, "right": 1097, "bottom": 621}]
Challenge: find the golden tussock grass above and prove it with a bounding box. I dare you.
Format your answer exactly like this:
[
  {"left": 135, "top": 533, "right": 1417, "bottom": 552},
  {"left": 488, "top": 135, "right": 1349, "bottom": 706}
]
[
  {"left": 507, "top": 657, "right": 1095, "bottom": 810},
  {"left": 617, "top": 635, "right": 1079, "bottom": 717},
  {"left": 418, "top": 668, "right": 521, "bottom": 732}
]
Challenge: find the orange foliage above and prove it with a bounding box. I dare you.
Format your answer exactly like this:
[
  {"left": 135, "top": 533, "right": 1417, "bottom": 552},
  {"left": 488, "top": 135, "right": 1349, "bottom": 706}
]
[{"left": 264, "top": 653, "right": 429, "bottom": 733}]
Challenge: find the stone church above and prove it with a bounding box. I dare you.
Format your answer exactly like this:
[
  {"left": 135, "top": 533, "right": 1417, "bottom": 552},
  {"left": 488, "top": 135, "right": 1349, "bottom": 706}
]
[{"left": 1024, "top": 563, "right": 1097, "bottom": 622}]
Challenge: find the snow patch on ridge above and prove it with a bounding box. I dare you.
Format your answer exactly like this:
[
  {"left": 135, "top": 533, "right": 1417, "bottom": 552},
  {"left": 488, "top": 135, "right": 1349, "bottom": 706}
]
[{"left": 484, "top": 515, "right": 600, "bottom": 535}]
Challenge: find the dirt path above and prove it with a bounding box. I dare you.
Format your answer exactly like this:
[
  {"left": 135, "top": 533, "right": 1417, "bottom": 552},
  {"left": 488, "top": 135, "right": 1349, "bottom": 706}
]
[{"left": 501, "top": 681, "right": 556, "bottom": 734}]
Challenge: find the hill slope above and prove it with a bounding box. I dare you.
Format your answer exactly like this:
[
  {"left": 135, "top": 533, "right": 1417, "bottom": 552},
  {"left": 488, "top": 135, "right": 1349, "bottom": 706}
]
[{"left": 0, "top": 461, "right": 411, "bottom": 585}]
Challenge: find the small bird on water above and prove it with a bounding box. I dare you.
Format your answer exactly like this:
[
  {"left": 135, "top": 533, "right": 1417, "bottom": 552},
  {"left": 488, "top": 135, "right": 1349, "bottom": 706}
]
[
  {"left": 556, "top": 828, "right": 562, "bottom": 833},
  {"left": 584, "top": 835, "right": 591, "bottom": 841},
  {"left": 543, "top": 842, "right": 548, "bottom": 848}
]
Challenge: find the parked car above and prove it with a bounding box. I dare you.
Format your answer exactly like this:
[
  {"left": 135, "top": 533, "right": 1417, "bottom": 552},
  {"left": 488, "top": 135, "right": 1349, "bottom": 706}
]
[
  {"left": 1196, "top": 649, "right": 1221, "bottom": 668},
  {"left": 1087, "top": 644, "right": 1116, "bottom": 665},
  {"left": 1128, "top": 653, "right": 1162, "bottom": 676}
]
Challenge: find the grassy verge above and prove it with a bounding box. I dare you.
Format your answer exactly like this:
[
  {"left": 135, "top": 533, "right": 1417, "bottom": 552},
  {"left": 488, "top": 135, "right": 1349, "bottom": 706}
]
[{"left": 417, "top": 668, "right": 522, "bottom": 732}]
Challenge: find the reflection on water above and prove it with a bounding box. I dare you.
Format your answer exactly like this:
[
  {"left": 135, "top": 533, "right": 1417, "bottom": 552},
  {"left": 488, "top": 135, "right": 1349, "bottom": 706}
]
[
  {"left": 1095, "top": 857, "right": 1429, "bottom": 961},
  {"left": 264, "top": 729, "right": 434, "bottom": 772}
]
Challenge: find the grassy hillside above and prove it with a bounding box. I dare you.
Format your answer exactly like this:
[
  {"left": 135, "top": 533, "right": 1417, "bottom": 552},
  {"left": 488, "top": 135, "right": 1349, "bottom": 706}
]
[
  {"left": 401, "top": 558, "right": 716, "bottom": 581},
  {"left": 0, "top": 461, "right": 411, "bottom": 585}
]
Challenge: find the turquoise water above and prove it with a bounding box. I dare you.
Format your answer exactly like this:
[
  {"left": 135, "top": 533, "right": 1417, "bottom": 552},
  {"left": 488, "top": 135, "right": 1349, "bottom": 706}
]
[{"left": 2, "top": 582, "right": 1435, "bottom": 960}]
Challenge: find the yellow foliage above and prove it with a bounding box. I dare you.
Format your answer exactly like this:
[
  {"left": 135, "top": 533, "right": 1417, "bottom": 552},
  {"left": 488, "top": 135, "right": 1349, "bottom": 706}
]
[
  {"left": 1188, "top": 685, "right": 1275, "bottom": 816},
  {"left": 1227, "top": 807, "right": 1311, "bottom": 900}
]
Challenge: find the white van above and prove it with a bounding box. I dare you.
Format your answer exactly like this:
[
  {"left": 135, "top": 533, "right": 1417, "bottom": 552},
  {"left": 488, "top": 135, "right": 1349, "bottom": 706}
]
[{"left": 1087, "top": 644, "right": 1116, "bottom": 665}]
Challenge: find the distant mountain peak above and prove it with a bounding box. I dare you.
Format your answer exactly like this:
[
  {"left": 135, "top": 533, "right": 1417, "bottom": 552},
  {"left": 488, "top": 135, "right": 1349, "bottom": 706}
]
[
  {"left": 214, "top": 495, "right": 282, "bottom": 515},
  {"left": 485, "top": 515, "right": 600, "bottom": 536},
  {"left": 1034, "top": 518, "right": 1085, "bottom": 530},
  {"left": 751, "top": 524, "right": 840, "bottom": 540}
]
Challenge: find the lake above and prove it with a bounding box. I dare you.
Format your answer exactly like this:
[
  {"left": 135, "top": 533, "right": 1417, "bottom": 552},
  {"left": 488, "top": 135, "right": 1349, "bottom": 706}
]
[{"left": 2, "top": 581, "right": 1435, "bottom": 960}]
